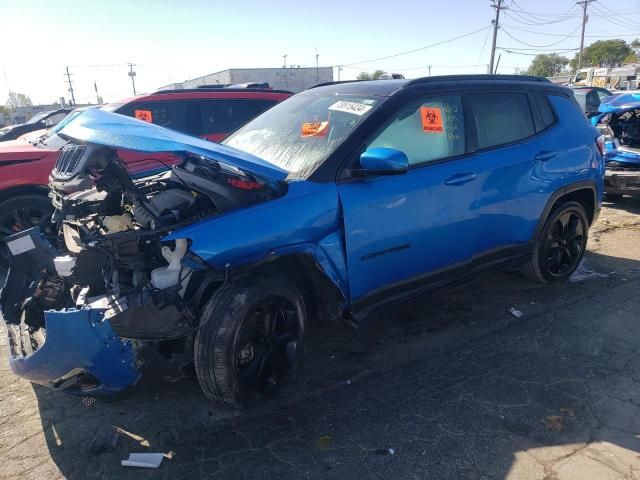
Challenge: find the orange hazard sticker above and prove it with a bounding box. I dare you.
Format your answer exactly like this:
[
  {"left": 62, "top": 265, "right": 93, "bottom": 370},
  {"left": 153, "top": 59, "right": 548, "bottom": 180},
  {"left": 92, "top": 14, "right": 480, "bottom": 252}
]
[
  {"left": 135, "top": 109, "right": 153, "bottom": 123},
  {"left": 420, "top": 106, "right": 443, "bottom": 133},
  {"left": 301, "top": 121, "right": 329, "bottom": 138}
]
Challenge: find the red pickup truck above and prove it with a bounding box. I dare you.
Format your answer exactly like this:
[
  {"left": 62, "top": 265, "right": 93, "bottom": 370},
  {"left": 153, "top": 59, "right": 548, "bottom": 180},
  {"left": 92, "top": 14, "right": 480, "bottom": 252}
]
[{"left": 0, "top": 87, "right": 291, "bottom": 264}]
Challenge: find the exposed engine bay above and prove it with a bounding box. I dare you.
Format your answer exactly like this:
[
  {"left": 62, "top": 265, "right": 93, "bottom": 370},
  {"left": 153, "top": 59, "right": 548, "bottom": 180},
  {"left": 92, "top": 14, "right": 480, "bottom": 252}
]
[
  {"left": 3, "top": 142, "right": 283, "bottom": 363},
  {"left": 597, "top": 108, "right": 640, "bottom": 151}
]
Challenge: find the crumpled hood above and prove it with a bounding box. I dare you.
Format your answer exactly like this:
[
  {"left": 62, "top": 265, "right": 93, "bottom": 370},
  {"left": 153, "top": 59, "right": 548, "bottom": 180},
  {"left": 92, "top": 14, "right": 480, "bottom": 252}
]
[
  {"left": 598, "top": 93, "right": 640, "bottom": 114},
  {"left": 58, "top": 109, "right": 288, "bottom": 182}
]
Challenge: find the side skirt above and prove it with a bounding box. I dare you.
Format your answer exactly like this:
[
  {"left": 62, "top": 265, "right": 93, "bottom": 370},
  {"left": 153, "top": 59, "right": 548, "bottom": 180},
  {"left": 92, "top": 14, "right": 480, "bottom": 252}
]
[{"left": 349, "top": 243, "right": 533, "bottom": 325}]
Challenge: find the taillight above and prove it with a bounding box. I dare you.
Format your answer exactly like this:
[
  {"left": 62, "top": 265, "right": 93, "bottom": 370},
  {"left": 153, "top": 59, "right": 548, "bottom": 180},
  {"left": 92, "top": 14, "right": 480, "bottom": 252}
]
[{"left": 596, "top": 135, "right": 605, "bottom": 156}]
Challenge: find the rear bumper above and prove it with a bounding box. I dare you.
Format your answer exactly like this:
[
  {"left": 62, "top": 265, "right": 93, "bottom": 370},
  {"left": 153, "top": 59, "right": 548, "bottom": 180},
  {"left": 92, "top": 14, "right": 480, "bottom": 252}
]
[
  {"left": 6, "top": 308, "right": 140, "bottom": 395},
  {"left": 604, "top": 169, "right": 640, "bottom": 196}
]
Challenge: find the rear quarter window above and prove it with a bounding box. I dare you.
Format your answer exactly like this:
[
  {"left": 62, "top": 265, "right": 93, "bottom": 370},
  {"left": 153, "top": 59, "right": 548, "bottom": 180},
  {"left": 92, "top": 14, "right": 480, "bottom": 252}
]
[
  {"left": 469, "top": 93, "right": 535, "bottom": 149},
  {"left": 532, "top": 92, "right": 556, "bottom": 131}
]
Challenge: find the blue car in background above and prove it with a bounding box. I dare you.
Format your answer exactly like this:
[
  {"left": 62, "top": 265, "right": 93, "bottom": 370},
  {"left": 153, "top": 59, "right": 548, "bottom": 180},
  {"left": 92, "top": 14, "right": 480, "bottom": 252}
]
[
  {"left": 1, "top": 75, "right": 604, "bottom": 408},
  {"left": 591, "top": 92, "right": 640, "bottom": 199}
]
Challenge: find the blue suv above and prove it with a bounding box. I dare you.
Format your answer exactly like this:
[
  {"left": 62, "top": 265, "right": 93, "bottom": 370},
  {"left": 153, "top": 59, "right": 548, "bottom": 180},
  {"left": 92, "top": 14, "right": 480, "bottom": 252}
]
[{"left": 1, "top": 75, "right": 604, "bottom": 408}]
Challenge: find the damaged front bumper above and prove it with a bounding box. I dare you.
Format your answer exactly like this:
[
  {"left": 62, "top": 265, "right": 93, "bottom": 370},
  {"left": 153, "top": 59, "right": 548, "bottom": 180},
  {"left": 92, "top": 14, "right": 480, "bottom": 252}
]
[
  {"left": 1, "top": 228, "right": 141, "bottom": 395},
  {"left": 605, "top": 168, "right": 640, "bottom": 196},
  {"left": 6, "top": 307, "right": 140, "bottom": 394}
]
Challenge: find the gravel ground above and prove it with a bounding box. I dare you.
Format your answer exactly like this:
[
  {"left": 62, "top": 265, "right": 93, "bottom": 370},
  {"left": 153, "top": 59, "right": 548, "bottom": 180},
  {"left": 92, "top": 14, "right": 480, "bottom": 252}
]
[{"left": 1, "top": 197, "right": 640, "bottom": 480}]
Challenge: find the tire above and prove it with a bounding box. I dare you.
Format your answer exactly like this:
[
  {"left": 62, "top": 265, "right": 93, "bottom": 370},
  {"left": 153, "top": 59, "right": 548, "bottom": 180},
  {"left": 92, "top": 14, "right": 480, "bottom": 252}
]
[
  {"left": 194, "top": 274, "right": 306, "bottom": 409},
  {"left": 521, "top": 201, "right": 589, "bottom": 284},
  {"left": 604, "top": 193, "right": 623, "bottom": 201},
  {"left": 0, "top": 194, "right": 55, "bottom": 267}
]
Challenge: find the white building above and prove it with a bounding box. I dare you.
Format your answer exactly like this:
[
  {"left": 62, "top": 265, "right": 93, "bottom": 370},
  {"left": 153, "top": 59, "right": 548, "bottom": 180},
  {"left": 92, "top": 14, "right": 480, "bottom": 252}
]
[{"left": 159, "top": 67, "right": 334, "bottom": 93}]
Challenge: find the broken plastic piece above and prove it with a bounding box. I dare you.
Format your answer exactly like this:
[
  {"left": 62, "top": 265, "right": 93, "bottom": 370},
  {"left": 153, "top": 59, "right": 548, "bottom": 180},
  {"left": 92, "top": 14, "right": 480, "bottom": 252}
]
[
  {"left": 121, "top": 453, "right": 165, "bottom": 468},
  {"left": 508, "top": 307, "right": 523, "bottom": 318}
]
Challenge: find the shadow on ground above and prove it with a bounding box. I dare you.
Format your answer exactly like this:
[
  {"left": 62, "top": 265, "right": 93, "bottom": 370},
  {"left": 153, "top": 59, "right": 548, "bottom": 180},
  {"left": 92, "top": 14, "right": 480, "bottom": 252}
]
[{"left": 28, "top": 250, "right": 640, "bottom": 479}]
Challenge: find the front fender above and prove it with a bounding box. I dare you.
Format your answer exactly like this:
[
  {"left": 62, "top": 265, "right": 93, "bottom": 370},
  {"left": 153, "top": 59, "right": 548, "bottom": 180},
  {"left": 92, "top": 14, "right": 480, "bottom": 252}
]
[{"left": 165, "top": 181, "right": 349, "bottom": 297}]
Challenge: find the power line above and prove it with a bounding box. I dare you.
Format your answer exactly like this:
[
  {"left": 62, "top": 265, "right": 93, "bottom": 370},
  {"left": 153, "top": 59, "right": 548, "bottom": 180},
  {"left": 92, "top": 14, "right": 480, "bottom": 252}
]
[
  {"left": 590, "top": 3, "right": 640, "bottom": 31},
  {"left": 340, "top": 25, "right": 490, "bottom": 67},
  {"left": 510, "top": 1, "right": 580, "bottom": 23},
  {"left": 500, "top": 23, "right": 639, "bottom": 38},
  {"left": 501, "top": 24, "right": 582, "bottom": 48},
  {"left": 498, "top": 47, "right": 579, "bottom": 56}
]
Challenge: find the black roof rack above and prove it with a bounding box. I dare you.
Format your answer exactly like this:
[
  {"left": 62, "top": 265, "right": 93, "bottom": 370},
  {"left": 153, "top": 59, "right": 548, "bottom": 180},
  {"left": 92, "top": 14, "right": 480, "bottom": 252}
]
[
  {"left": 406, "top": 74, "right": 551, "bottom": 86},
  {"left": 153, "top": 87, "right": 294, "bottom": 95},
  {"left": 307, "top": 80, "right": 367, "bottom": 90}
]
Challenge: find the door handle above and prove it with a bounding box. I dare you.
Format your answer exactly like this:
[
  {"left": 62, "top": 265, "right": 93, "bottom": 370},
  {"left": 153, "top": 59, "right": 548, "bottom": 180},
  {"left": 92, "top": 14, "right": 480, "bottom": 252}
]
[
  {"left": 445, "top": 172, "right": 477, "bottom": 186},
  {"left": 535, "top": 151, "right": 556, "bottom": 161}
]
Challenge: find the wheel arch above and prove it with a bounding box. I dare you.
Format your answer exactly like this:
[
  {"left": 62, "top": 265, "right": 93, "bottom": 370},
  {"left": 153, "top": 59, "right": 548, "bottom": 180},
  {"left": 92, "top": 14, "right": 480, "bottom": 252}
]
[
  {"left": 0, "top": 184, "right": 50, "bottom": 204},
  {"left": 533, "top": 180, "right": 598, "bottom": 241}
]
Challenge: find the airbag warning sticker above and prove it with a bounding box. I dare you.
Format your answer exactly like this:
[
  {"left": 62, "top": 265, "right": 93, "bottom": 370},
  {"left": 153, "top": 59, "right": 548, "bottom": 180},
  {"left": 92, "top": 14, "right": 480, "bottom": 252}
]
[
  {"left": 420, "top": 106, "right": 443, "bottom": 133},
  {"left": 328, "top": 101, "right": 372, "bottom": 116},
  {"left": 301, "top": 121, "right": 329, "bottom": 137},
  {"left": 134, "top": 110, "right": 153, "bottom": 123}
]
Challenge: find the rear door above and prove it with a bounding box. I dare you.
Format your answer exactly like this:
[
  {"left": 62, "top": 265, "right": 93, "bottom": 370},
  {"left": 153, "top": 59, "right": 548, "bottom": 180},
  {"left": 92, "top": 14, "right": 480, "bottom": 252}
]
[{"left": 466, "top": 90, "right": 567, "bottom": 256}]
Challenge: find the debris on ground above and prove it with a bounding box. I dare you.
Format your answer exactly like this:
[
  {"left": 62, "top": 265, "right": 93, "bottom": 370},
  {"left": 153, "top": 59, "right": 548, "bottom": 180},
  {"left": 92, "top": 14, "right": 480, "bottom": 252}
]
[
  {"left": 542, "top": 415, "right": 563, "bottom": 432},
  {"left": 508, "top": 307, "right": 523, "bottom": 318},
  {"left": 570, "top": 262, "right": 614, "bottom": 282},
  {"left": 317, "top": 436, "right": 333, "bottom": 449},
  {"left": 121, "top": 452, "right": 167, "bottom": 468}
]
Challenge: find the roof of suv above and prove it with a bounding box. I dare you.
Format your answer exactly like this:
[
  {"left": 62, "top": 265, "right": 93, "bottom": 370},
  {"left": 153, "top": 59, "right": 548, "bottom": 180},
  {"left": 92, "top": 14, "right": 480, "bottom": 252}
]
[
  {"left": 308, "top": 75, "right": 556, "bottom": 97},
  {"left": 112, "top": 88, "right": 293, "bottom": 106}
]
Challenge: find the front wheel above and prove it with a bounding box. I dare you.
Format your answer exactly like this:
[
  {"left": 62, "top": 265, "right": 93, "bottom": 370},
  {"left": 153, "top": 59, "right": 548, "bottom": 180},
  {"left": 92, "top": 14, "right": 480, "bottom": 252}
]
[
  {"left": 521, "top": 201, "right": 589, "bottom": 283},
  {"left": 194, "top": 274, "right": 306, "bottom": 408}
]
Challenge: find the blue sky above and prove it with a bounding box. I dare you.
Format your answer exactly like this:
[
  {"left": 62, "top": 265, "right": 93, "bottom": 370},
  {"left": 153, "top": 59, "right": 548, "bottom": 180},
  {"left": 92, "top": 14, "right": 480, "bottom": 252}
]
[{"left": 0, "top": 0, "right": 638, "bottom": 105}]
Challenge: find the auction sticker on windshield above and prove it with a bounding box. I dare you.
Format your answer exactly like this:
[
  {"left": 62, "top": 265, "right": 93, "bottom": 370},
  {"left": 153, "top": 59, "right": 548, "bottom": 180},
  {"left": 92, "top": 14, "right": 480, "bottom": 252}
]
[
  {"left": 135, "top": 110, "right": 154, "bottom": 123},
  {"left": 301, "top": 121, "right": 329, "bottom": 138},
  {"left": 328, "top": 101, "right": 372, "bottom": 116}
]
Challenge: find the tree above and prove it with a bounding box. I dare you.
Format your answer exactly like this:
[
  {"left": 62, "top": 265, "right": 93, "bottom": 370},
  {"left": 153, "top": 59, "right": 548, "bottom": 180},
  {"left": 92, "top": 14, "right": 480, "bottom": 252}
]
[
  {"left": 525, "top": 54, "right": 570, "bottom": 77},
  {"left": 356, "top": 70, "right": 386, "bottom": 80},
  {"left": 623, "top": 38, "right": 640, "bottom": 64},
  {"left": 6, "top": 91, "right": 33, "bottom": 110},
  {"left": 570, "top": 39, "right": 633, "bottom": 70}
]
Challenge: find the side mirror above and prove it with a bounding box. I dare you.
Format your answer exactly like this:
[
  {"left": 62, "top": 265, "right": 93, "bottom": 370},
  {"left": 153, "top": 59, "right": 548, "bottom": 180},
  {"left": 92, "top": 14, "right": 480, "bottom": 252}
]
[{"left": 359, "top": 147, "right": 409, "bottom": 176}]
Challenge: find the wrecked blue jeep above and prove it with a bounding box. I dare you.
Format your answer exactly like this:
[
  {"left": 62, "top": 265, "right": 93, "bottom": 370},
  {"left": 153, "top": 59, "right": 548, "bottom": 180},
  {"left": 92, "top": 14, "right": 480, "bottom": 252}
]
[
  {"left": 1, "top": 76, "right": 604, "bottom": 408},
  {"left": 591, "top": 93, "right": 640, "bottom": 198}
]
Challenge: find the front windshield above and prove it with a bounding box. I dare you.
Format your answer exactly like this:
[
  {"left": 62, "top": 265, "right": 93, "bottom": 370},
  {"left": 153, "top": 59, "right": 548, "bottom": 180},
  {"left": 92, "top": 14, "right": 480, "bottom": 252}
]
[
  {"left": 26, "top": 111, "right": 49, "bottom": 124},
  {"left": 223, "top": 93, "right": 381, "bottom": 177}
]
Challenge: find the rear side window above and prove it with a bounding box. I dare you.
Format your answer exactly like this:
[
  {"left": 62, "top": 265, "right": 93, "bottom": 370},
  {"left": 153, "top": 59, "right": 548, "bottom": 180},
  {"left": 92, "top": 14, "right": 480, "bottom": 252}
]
[
  {"left": 119, "top": 101, "right": 197, "bottom": 134},
  {"left": 469, "top": 93, "right": 535, "bottom": 149},
  {"left": 367, "top": 95, "right": 465, "bottom": 166},
  {"left": 532, "top": 92, "right": 556, "bottom": 131},
  {"left": 199, "top": 99, "right": 278, "bottom": 136}
]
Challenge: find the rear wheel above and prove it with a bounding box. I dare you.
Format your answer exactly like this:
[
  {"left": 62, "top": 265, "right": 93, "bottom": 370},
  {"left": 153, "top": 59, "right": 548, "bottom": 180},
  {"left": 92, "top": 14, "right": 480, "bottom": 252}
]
[
  {"left": 521, "top": 201, "right": 589, "bottom": 283},
  {"left": 0, "top": 194, "right": 55, "bottom": 267},
  {"left": 194, "top": 274, "right": 306, "bottom": 408}
]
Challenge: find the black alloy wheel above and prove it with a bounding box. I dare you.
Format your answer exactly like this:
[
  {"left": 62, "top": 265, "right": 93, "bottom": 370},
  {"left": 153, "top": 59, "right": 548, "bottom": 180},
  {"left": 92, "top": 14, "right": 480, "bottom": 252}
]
[
  {"left": 542, "top": 211, "right": 585, "bottom": 277},
  {"left": 235, "top": 295, "right": 301, "bottom": 395},
  {"left": 521, "top": 201, "right": 589, "bottom": 283},
  {"left": 194, "top": 274, "right": 306, "bottom": 408}
]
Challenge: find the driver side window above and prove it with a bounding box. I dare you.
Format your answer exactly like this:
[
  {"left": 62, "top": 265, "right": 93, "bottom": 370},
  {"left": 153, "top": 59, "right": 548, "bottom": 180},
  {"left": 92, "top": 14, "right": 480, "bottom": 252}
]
[{"left": 367, "top": 95, "right": 465, "bottom": 166}]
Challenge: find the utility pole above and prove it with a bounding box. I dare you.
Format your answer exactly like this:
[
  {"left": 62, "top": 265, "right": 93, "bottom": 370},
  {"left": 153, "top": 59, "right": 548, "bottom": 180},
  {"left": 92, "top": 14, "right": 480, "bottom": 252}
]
[
  {"left": 64, "top": 66, "right": 76, "bottom": 105},
  {"left": 428, "top": 65, "right": 432, "bottom": 77},
  {"left": 315, "top": 48, "right": 319, "bottom": 82},
  {"left": 337, "top": 65, "right": 343, "bottom": 81},
  {"left": 489, "top": 0, "right": 505, "bottom": 75},
  {"left": 127, "top": 63, "right": 137, "bottom": 95},
  {"left": 282, "top": 54, "right": 287, "bottom": 68},
  {"left": 94, "top": 81, "right": 101, "bottom": 104},
  {"left": 576, "top": 0, "right": 594, "bottom": 70}
]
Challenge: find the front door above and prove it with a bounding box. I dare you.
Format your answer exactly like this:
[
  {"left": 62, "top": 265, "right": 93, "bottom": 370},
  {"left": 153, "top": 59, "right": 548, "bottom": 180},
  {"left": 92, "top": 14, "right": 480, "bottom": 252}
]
[{"left": 337, "top": 94, "right": 479, "bottom": 302}]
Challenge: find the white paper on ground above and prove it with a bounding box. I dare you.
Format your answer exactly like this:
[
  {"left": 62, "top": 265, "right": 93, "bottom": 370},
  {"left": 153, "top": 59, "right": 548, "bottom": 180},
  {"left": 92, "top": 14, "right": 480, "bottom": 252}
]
[{"left": 121, "top": 453, "right": 165, "bottom": 468}]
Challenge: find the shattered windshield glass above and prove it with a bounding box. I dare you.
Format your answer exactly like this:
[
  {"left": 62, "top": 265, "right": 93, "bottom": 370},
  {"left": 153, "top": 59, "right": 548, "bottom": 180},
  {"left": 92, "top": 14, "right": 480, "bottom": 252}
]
[{"left": 223, "top": 93, "right": 380, "bottom": 178}]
